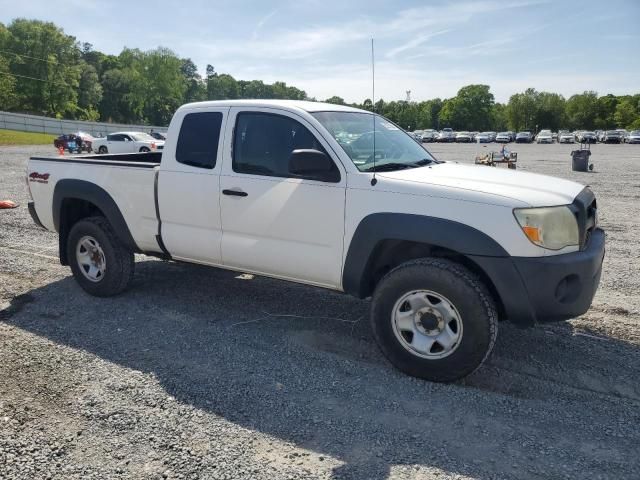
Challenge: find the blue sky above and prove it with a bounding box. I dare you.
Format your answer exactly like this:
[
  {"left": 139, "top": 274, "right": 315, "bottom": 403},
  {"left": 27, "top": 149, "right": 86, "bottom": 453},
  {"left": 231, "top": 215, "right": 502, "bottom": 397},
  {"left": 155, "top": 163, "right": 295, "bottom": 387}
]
[{"left": 1, "top": 0, "right": 638, "bottom": 103}]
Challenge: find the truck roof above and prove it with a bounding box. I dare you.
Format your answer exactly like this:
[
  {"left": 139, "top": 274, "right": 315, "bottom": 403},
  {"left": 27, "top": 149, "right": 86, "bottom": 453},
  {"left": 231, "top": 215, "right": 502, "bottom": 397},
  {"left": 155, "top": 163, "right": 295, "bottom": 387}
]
[{"left": 178, "top": 99, "right": 366, "bottom": 114}]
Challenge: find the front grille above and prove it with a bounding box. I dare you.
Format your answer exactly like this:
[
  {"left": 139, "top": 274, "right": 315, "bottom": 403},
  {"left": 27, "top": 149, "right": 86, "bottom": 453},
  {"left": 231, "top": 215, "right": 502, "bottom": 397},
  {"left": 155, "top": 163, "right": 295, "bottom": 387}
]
[{"left": 570, "top": 188, "right": 597, "bottom": 250}]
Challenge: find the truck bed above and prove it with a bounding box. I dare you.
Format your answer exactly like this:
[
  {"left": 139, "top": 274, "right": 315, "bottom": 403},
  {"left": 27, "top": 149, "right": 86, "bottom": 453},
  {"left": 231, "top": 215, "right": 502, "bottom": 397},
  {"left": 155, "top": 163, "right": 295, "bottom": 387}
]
[
  {"left": 30, "top": 151, "right": 162, "bottom": 168},
  {"left": 28, "top": 151, "right": 162, "bottom": 254}
]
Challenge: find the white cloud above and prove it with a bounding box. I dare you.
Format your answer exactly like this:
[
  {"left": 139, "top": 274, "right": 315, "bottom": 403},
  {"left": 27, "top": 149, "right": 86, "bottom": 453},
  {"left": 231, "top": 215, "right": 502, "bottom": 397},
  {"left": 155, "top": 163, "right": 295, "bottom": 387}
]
[
  {"left": 385, "top": 30, "right": 451, "bottom": 58},
  {"left": 252, "top": 9, "right": 279, "bottom": 40}
]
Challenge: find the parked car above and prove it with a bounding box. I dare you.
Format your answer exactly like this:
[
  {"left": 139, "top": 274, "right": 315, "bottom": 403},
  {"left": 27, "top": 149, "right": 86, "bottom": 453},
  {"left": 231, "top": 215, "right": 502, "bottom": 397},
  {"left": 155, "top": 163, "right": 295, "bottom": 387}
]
[
  {"left": 515, "top": 132, "right": 533, "bottom": 143},
  {"left": 53, "top": 132, "right": 94, "bottom": 153},
  {"left": 25, "top": 99, "right": 604, "bottom": 383},
  {"left": 559, "top": 132, "right": 575, "bottom": 144},
  {"left": 602, "top": 130, "right": 623, "bottom": 144},
  {"left": 475, "top": 132, "right": 491, "bottom": 143},
  {"left": 616, "top": 129, "right": 629, "bottom": 143},
  {"left": 455, "top": 131, "right": 473, "bottom": 143},
  {"left": 580, "top": 132, "right": 598, "bottom": 144},
  {"left": 437, "top": 128, "right": 455, "bottom": 143},
  {"left": 495, "top": 132, "right": 512, "bottom": 143},
  {"left": 150, "top": 131, "right": 168, "bottom": 141},
  {"left": 92, "top": 132, "right": 165, "bottom": 154},
  {"left": 536, "top": 130, "right": 553, "bottom": 144},
  {"left": 626, "top": 130, "right": 640, "bottom": 144},
  {"left": 421, "top": 130, "right": 438, "bottom": 142},
  {"left": 410, "top": 131, "right": 423, "bottom": 142}
]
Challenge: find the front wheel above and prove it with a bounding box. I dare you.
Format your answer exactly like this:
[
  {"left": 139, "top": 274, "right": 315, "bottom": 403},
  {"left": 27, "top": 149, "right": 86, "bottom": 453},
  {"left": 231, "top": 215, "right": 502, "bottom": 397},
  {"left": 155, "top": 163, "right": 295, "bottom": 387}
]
[
  {"left": 370, "top": 258, "right": 498, "bottom": 382},
  {"left": 98, "top": 146, "right": 108, "bottom": 154},
  {"left": 67, "top": 216, "right": 134, "bottom": 297}
]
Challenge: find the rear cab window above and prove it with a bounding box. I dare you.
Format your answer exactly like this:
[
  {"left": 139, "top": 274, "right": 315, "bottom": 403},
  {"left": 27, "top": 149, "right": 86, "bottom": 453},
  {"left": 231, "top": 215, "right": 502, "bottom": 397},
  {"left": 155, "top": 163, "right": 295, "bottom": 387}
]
[{"left": 176, "top": 112, "right": 223, "bottom": 169}]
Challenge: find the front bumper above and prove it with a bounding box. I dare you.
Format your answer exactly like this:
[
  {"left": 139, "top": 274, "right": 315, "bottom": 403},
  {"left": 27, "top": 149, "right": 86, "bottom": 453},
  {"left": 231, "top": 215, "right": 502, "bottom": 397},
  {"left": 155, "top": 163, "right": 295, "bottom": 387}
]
[{"left": 470, "top": 228, "right": 605, "bottom": 326}]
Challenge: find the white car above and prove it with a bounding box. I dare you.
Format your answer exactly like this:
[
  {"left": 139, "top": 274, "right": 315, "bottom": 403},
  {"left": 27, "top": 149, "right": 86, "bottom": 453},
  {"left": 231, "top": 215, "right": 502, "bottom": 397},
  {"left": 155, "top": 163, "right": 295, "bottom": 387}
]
[
  {"left": 559, "top": 132, "right": 575, "bottom": 144},
  {"left": 495, "top": 132, "right": 511, "bottom": 143},
  {"left": 536, "top": 131, "right": 553, "bottom": 144},
  {"left": 92, "top": 132, "right": 165, "bottom": 154},
  {"left": 26, "top": 99, "right": 604, "bottom": 383},
  {"left": 455, "top": 131, "right": 473, "bottom": 143}
]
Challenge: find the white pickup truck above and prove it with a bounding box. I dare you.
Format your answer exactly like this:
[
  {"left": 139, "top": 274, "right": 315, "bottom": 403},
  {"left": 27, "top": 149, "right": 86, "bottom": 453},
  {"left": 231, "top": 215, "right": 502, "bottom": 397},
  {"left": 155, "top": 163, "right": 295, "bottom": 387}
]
[{"left": 26, "top": 100, "right": 605, "bottom": 382}]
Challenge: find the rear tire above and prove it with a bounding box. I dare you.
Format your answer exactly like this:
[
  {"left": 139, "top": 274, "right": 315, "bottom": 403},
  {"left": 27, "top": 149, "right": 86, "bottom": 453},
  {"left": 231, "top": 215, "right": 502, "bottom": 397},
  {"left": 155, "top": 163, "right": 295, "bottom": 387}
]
[
  {"left": 140, "top": 147, "right": 150, "bottom": 152},
  {"left": 370, "top": 258, "right": 498, "bottom": 383},
  {"left": 67, "top": 216, "right": 134, "bottom": 297}
]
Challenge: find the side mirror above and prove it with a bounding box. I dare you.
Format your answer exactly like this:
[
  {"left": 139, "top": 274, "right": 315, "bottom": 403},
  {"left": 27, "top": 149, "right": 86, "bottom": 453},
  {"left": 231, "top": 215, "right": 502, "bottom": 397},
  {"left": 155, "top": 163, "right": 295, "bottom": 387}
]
[{"left": 288, "top": 149, "right": 339, "bottom": 182}]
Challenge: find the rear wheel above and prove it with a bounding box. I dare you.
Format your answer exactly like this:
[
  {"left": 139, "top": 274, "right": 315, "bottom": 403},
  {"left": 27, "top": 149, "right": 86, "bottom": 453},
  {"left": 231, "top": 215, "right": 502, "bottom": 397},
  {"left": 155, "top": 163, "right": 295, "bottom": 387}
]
[
  {"left": 139, "top": 147, "right": 150, "bottom": 152},
  {"left": 370, "top": 258, "right": 498, "bottom": 382},
  {"left": 98, "top": 146, "right": 108, "bottom": 154},
  {"left": 67, "top": 216, "right": 134, "bottom": 297}
]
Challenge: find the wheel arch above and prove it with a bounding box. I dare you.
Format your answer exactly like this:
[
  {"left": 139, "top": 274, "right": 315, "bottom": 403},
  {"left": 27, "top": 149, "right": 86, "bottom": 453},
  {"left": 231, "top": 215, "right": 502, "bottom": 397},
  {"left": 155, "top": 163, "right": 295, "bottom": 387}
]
[
  {"left": 53, "top": 179, "right": 139, "bottom": 265},
  {"left": 342, "top": 213, "right": 509, "bottom": 308}
]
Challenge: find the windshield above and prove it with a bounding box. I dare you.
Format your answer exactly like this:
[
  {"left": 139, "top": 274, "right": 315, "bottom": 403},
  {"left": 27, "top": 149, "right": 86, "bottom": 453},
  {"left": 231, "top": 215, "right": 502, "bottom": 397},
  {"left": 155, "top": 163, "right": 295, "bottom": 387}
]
[
  {"left": 131, "top": 133, "right": 157, "bottom": 142},
  {"left": 312, "top": 111, "right": 437, "bottom": 172}
]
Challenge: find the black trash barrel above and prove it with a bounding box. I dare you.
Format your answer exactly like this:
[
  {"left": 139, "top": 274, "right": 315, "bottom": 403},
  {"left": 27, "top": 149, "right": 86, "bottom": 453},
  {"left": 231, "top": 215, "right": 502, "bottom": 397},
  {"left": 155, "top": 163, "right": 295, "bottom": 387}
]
[{"left": 571, "top": 149, "right": 591, "bottom": 172}]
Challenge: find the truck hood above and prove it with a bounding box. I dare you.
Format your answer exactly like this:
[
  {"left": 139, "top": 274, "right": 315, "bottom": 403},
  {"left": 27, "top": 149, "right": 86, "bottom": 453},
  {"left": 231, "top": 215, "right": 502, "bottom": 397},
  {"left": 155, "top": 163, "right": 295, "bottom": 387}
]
[{"left": 378, "top": 162, "right": 585, "bottom": 207}]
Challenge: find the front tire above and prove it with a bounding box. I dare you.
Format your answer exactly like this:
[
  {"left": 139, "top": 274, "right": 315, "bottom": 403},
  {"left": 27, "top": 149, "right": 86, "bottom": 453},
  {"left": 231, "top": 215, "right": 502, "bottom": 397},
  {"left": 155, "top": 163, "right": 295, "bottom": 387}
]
[
  {"left": 98, "top": 146, "right": 108, "bottom": 154},
  {"left": 67, "top": 216, "right": 134, "bottom": 297},
  {"left": 370, "top": 258, "right": 498, "bottom": 382}
]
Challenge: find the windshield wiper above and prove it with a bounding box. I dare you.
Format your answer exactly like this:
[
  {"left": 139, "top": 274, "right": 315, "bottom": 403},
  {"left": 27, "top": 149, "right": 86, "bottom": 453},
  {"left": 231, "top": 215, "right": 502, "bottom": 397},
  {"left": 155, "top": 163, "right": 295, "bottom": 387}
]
[
  {"left": 363, "top": 163, "right": 418, "bottom": 172},
  {"left": 413, "top": 158, "right": 435, "bottom": 166}
]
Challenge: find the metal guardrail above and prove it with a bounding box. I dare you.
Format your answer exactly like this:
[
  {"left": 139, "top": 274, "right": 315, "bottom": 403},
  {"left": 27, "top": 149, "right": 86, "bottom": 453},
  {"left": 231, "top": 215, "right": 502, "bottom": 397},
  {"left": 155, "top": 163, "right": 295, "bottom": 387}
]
[{"left": 0, "top": 111, "right": 165, "bottom": 137}]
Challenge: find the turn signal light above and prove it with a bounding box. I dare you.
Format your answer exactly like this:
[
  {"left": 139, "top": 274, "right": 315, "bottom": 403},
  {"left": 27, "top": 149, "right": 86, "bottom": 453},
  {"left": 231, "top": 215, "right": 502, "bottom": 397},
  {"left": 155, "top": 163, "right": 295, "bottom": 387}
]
[{"left": 522, "top": 225, "right": 541, "bottom": 243}]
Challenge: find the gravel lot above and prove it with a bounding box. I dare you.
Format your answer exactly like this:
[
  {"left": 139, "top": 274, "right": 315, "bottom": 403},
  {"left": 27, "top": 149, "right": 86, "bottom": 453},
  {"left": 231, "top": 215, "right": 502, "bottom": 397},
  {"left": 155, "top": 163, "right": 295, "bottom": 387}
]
[{"left": 1, "top": 143, "right": 639, "bottom": 480}]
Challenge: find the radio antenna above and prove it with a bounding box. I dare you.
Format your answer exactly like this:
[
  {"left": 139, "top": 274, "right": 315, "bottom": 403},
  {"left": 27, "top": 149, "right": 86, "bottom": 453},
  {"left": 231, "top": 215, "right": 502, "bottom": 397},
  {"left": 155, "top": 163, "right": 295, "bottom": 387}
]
[{"left": 371, "top": 38, "right": 377, "bottom": 186}]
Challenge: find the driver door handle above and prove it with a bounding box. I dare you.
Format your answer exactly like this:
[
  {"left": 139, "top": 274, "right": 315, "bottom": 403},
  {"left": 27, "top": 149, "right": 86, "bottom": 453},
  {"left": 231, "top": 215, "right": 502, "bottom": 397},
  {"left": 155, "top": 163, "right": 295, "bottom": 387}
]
[{"left": 222, "top": 189, "right": 248, "bottom": 197}]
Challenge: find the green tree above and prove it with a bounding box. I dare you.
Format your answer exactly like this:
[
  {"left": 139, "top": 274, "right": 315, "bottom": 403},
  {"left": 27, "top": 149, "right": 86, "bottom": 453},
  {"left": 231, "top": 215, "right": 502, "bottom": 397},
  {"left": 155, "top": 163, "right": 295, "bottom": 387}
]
[
  {"left": 596, "top": 94, "right": 618, "bottom": 129},
  {"left": 77, "top": 63, "right": 102, "bottom": 120},
  {"left": 491, "top": 103, "right": 508, "bottom": 131},
  {"left": 565, "top": 91, "right": 599, "bottom": 130},
  {"left": 439, "top": 85, "right": 494, "bottom": 131},
  {"left": 181, "top": 58, "right": 206, "bottom": 103},
  {"left": 325, "top": 96, "right": 346, "bottom": 105},
  {"left": 614, "top": 99, "right": 637, "bottom": 129},
  {"left": 4, "top": 19, "right": 81, "bottom": 116},
  {"left": 208, "top": 73, "right": 238, "bottom": 100},
  {"left": 506, "top": 88, "right": 538, "bottom": 131},
  {"left": 536, "top": 92, "right": 566, "bottom": 131},
  {"left": 0, "top": 55, "right": 16, "bottom": 110}
]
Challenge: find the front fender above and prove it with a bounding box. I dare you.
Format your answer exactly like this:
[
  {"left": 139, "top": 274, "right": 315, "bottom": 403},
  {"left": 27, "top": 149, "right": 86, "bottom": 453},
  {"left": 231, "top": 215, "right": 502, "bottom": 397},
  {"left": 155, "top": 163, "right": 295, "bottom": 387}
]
[{"left": 342, "top": 213, "right": 509, "bottom": 298}]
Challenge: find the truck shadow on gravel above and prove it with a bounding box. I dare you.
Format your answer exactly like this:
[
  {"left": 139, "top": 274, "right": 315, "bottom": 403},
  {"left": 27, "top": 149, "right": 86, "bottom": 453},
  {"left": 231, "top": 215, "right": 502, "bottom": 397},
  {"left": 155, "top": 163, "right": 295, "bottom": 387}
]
[{"left": 3, "top": 259, "right": 640, "bottom": 479}]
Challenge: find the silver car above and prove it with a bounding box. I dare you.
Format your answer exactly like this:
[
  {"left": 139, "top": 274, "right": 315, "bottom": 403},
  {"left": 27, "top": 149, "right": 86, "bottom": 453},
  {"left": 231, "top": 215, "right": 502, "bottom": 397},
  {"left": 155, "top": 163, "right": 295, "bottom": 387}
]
[{"left": 627, "top": 130, "right": 640, "bottom": 144}]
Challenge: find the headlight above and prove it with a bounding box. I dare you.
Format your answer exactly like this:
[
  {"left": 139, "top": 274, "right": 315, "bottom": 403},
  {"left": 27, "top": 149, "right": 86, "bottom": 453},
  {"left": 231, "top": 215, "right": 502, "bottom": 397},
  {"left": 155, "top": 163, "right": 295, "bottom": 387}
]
[{"left": 513, "top": 206, "right": 579, "bottom": 250}]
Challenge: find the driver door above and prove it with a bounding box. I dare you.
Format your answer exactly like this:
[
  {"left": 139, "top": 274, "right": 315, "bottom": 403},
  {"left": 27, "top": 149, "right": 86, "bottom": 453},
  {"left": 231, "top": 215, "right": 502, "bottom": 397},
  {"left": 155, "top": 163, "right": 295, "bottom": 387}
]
[{"left": 219, "top": 108, "right": 347, "bottom": 288}]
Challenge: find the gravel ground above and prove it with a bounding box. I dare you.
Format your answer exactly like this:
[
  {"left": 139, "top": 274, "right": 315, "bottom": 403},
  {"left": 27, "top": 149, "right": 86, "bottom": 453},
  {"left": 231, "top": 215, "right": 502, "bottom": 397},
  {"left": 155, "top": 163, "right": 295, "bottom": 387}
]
[{"left": 0, "top": 143, "right": 639, "bottom": 480}]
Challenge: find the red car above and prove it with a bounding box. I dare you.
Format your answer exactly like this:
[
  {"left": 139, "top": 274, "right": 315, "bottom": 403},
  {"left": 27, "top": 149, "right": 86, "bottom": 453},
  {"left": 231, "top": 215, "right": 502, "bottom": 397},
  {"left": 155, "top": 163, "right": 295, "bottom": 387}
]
[{"left": 53, "top": 132, "right": 94, "bottom": 153}]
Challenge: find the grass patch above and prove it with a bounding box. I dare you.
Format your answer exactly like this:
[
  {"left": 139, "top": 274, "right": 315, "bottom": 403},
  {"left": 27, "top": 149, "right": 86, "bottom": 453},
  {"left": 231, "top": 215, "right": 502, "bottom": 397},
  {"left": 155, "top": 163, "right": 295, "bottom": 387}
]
[{"left": 0, "top": 129, "right": 55, "bottom": 146}]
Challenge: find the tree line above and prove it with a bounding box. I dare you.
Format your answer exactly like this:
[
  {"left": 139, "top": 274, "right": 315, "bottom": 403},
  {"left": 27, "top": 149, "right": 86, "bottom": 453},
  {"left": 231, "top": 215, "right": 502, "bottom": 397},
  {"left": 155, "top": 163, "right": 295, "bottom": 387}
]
[{"left": 1, "top": 19, "right": 639, "bottom": 131}]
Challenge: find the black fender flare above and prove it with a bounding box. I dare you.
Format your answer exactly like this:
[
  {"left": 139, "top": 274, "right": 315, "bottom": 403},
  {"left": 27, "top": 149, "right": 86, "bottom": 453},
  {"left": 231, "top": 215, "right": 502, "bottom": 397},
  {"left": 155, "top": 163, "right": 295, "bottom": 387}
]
[
  {"left": 53, "top": 179, "right": 139, "bottom": 263},
  {"left": 342, "top": 213, "right": 509, "bottom": 298}
]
